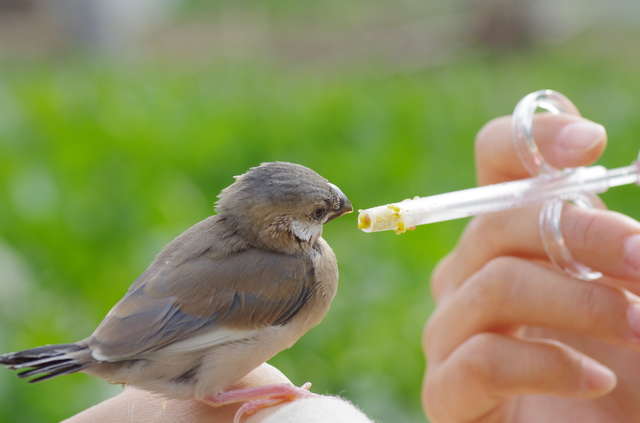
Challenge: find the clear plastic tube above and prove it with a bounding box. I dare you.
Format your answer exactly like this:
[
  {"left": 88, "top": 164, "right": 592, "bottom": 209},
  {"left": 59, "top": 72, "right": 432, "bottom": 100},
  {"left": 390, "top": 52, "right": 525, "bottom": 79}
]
[{"left": 358, "top": 163, "right": 639, "bottom": 233}]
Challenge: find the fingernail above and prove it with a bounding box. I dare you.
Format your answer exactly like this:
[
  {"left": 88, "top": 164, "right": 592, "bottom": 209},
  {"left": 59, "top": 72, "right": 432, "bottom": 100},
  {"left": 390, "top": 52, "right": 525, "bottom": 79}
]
[
  {"left": 623, "top": 234, "right": 640, "bottom": 273},
  {"left": 581, "top": 358, "right": 616, "bottom": 392},
  {"left": 557, "top": 121, "right": 605, "bottom": 152},
  {"left": 627, "top": 303, "right": 640, "bottom": 340}
]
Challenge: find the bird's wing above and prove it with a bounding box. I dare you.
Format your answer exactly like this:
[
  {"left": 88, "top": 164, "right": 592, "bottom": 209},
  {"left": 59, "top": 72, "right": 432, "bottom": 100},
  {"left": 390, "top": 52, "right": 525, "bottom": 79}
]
[{"left": 88, "top": 247, "right": 316, "bottom": 362}]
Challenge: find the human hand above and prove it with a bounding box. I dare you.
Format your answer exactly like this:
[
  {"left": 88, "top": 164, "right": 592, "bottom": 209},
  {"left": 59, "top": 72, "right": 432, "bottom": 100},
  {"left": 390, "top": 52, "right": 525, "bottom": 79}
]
[
  {"left": 64, "top": 363, "right": 372, "bottom": 423},
  {"left": 423, "top": 113, "right": 640, "bottom": 422}
]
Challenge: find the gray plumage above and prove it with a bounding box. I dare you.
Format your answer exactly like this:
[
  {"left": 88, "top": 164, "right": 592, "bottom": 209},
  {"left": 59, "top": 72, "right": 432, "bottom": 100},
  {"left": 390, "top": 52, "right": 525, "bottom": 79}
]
[{"left": 0, "top": 161, "right": 352, "bottom": 399}]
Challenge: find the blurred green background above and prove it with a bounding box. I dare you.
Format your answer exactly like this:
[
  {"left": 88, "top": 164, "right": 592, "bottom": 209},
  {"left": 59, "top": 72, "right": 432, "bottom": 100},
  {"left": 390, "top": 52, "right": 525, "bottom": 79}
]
[{"left": 1, "top": 1, "right": 640, "bottom": 422}]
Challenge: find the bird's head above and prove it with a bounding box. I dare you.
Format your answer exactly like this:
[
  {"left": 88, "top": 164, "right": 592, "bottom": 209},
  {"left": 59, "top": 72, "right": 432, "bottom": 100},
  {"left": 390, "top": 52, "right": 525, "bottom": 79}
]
[{"left": 216, "top": 162, "right": 352, "bottom": 253}]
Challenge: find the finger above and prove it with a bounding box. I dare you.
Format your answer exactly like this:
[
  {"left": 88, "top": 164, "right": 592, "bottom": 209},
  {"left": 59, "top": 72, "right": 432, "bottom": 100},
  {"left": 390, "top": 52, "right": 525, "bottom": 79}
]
[
  {"left": 424, "top": 257, "right": 640, "bottom": 363},
  {"left": 423, "top": 333, "right": 616, "bottom": 423},
  {"left": 227, "top": 363, "right": 291, "bottom": 390},
  {"left": 475, "top": 113, "right": 607, "bottom": 185},
  {"left": 434, "top": 205, "right": 640, "bottom": 297}
]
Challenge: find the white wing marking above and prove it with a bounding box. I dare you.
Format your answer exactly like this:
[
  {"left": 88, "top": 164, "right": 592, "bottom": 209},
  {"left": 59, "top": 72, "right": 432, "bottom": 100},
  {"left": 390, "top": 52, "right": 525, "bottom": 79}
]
[
  {"left": 154, "top": 327, "right": 260, "bottom": 355},
  {"left": 91, "top": 328, "right": 259, "bottom": 361}
]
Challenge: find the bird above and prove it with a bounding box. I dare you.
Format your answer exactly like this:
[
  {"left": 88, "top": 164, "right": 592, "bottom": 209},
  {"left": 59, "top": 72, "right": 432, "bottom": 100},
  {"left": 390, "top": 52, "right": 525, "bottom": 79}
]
[{"left": 0, "top": 161, "right": 352, "bottom": 422}]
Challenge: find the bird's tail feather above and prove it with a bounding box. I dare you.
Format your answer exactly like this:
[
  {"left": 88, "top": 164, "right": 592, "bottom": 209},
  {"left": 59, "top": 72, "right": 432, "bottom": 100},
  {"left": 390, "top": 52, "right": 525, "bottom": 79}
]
[{"left": 0, "top": 343, "right": 90, "bottom": 383}]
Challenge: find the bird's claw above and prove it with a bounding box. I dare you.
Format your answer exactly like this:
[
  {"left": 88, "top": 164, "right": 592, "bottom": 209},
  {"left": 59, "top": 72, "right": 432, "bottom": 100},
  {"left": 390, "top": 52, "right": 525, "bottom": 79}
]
[{"left": 203, "top": 382, "right": 315, "bottom": 423}]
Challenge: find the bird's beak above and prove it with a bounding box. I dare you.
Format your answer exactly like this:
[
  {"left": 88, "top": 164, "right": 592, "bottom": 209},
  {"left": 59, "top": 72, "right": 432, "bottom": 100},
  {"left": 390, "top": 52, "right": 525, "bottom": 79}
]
[{"left": 326, "top": 184, "right": 353, "bottom": 223}]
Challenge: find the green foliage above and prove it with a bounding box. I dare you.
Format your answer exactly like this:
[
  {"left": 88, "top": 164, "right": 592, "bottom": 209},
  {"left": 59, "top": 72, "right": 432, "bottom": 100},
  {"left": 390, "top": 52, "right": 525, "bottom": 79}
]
[{"left": 0, "top": 49, "right": 639, "bottom": 422}]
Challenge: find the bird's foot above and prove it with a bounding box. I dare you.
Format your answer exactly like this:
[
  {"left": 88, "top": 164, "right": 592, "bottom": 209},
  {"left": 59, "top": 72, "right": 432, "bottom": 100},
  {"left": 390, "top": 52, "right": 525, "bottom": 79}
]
[{"left": 203, "top": 382, "right": 314, "bottom": 423}]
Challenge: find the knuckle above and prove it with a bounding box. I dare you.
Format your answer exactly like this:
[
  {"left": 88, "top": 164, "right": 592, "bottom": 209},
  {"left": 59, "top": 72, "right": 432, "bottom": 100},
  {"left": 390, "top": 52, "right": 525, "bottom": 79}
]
[
  {"left": 480, "top": 256, "right": 518, "bottom": 281},
  {"left": 422, "top": 372, "right": 440, "bottom": 419},
  {"left": 424, "top": 334, "right": 505, "bottom": 422},
  {"left": 462, "top": 215, "right": 500, "bottom": 247},
  {"left": 422, "top": 368, "right": 458, "bottom": 423},
  {"left": 429, "top": 252, "right": 462, "bottom": 302},
  {"left": 422, "top": 309, "right": 443, "bottom": 355},
  {"left": 431, "top": 253, "right": 455, "bottom": 301},
  {"left": 457, "top": 334, "right": 500, "bottom": 388},
  {"left": 471, "top": 257, "right": 520, "bottom": 307},
  {"left": 474, "top": 116, "right": 508, "bottom": 153},
  {"left": 474, "top": 116, "right": 512, "bottom": 176},
  {"left": 422, "top": 318, "right": 433, "bottom": 353}
]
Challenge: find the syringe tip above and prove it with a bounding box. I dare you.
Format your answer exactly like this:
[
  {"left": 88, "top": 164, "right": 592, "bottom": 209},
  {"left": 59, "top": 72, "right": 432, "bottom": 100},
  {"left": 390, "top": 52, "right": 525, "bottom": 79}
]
[
  {"left": 357, "top": 205, "right": 408, "bottom": 233},
  {"left": 358, "top": 213, "right": 371, "bottom": 230}
]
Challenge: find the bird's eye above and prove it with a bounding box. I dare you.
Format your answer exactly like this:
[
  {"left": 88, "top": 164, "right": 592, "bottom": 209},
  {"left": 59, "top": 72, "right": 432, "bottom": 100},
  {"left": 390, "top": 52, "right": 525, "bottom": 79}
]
[{"left": 313, "top": 207, "right": 327, "bottom": 220}]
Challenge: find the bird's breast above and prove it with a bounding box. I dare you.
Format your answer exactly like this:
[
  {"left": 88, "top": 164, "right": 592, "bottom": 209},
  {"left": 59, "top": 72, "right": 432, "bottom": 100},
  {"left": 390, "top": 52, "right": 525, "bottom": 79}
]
[{"left": 294, "top": 237, "right": 339, "bottom": 331}]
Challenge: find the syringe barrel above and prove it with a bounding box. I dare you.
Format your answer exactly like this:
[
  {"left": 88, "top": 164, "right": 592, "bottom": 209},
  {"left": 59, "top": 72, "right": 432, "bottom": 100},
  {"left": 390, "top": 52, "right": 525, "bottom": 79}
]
[{"left": 358, "top": 165, "right": 618, "bottom": 233}]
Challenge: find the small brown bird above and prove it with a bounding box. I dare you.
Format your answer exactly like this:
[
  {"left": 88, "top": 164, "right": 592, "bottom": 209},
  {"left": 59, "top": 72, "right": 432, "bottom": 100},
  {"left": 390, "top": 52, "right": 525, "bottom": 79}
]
[{"left": 0, "top": 162, "right": 352, "bottom": 422}]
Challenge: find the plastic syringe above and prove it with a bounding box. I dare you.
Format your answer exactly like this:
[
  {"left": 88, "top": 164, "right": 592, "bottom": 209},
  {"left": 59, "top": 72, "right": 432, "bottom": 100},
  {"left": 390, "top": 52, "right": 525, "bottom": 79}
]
[{"left": 358, "top": 160, "right": 640, "bottom": 234}]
